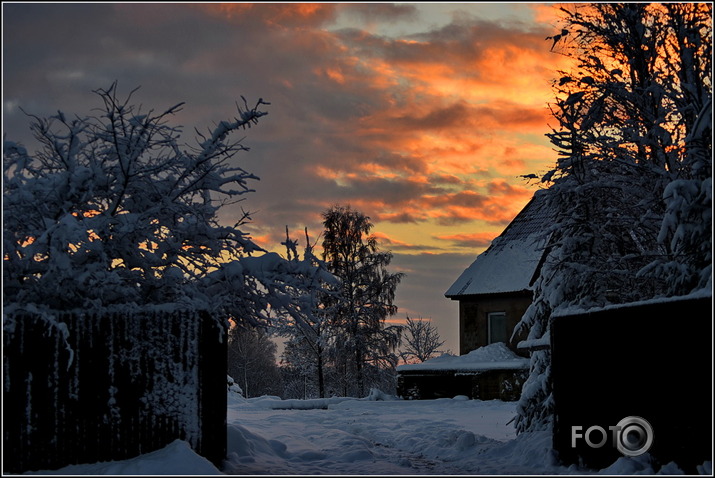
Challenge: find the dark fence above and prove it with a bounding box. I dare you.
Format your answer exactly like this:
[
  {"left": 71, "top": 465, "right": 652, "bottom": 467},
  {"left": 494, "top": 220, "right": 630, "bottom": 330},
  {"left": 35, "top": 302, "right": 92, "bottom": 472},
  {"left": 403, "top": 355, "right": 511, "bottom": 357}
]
[
  {"left": 3, "top": 309, "right": 227, "bottom": 474},
  {"left": 551, "top": 295, "right": 712, "bottom": 473}
]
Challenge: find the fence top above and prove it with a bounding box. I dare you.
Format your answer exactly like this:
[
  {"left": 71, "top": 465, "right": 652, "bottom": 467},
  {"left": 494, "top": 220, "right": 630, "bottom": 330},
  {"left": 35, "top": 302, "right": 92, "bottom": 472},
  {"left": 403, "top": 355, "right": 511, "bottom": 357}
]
[{"left": 550, "top": 290, "right": 712, "bottom": 319}]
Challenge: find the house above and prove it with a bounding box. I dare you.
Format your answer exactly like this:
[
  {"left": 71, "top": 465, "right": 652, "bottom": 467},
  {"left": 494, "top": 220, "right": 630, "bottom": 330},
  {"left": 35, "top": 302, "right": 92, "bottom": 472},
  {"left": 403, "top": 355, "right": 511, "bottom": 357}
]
[
  {"left": 444, "top": 191, "right": 553, "bottom": 356},
  {"left": 396, "top": 192, "right": 553, "bottom": 401}
]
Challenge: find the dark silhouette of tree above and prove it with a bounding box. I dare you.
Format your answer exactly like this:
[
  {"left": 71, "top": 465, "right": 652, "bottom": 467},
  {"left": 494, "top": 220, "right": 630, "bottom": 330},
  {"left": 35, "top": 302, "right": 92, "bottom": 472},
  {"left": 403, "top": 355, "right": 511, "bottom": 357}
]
[
  {"left": 227, "top": 325, "right": 283, "bottom": 398},
  {"left": 320, "top": 205, "right": 404, "bottom": 397},
  {"left": 513, "top": 3, "right": 711, "bottom": 434},
  {"left": 399, "top": 316, "right": 446, "bottom": 364}
]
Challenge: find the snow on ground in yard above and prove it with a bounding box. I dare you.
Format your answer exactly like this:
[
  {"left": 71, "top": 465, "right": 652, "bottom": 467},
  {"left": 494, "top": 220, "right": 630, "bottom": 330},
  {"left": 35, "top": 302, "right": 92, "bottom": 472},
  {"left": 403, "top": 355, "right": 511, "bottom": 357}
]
[
  {"left": 223, "top": 393, "right": 526, "bottom": 475},
  {"left": 25, "top": 391, "right": 711, "bottom": 475}
]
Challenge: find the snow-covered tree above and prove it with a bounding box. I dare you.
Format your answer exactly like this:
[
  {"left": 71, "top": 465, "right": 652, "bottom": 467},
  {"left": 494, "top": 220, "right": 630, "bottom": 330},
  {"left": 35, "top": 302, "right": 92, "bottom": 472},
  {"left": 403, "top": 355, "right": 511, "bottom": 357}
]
[
  {"left": 399, "top": 316, "right": 446, "bottom": 364},
  {"left": 320, "top": 205, "right": 404, "bottom": 397},
  {"left": 280, "top": 335, "right": 321, "bottom": 399},
  {"left": 3, "top": 83, "right": 264, "bottom": 312},
  {"left": 513, "top": 4, "right": 712, "bottom": 433},
  {"left": 227, "top": 325, "right": 283, "bottom": 398},
  {"left": 273, "top": 227, "right": 337, "bottom": 398},
  {"left": 3, "top": 83, "right": 328, "bottom": 332}
]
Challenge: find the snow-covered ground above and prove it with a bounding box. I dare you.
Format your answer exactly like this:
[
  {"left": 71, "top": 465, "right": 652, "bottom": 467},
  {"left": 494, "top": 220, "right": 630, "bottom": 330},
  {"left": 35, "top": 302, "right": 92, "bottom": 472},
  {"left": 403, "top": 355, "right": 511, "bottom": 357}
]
[{"left": 25, "top": 391, "right": 711, "bottom": 475}]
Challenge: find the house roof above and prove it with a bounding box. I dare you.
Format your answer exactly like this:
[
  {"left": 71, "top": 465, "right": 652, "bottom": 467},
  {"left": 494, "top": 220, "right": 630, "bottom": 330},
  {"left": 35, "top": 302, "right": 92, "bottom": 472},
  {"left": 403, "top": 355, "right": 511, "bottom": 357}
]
[{"left": 445, "top": 190, "right": 553, "bottom": 298}]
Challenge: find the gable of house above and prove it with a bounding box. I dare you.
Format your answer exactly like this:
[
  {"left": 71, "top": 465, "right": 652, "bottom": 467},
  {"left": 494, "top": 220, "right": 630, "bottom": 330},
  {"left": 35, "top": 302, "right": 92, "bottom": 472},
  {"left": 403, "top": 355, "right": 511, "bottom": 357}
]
[
  {"left": 446, "top": 190, "right": 552, "bottom": 298},
  {"left": 445, "top": 191, "right": 554, "bottom": 355}
]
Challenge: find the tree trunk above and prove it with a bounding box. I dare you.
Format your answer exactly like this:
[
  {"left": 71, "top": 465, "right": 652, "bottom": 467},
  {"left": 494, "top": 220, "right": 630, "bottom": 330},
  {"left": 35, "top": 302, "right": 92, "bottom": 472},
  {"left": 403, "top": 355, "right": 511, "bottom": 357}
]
[
  {"left": 355, "top": 348, "right": 364, "bottom": 397},
  {"left": 317, "top": 347, "right": 325, "bottom": 399}
]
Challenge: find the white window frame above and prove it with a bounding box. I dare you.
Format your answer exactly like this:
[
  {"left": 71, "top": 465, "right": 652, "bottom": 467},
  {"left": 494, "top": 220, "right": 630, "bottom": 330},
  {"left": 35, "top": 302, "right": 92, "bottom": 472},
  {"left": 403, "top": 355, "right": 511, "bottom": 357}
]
[{"left": 487, "top": 311, "right": 507, "bottom": 345}]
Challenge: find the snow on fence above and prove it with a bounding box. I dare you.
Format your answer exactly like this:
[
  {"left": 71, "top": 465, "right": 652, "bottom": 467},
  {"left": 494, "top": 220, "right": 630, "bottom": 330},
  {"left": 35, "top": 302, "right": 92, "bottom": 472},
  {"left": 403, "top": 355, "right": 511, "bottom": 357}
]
[
  {"left": 2, "top": 309, "right": 227, "bottom": 474},
  {"left": 550, "top": 294, "right": 712, "bottom": 473}
]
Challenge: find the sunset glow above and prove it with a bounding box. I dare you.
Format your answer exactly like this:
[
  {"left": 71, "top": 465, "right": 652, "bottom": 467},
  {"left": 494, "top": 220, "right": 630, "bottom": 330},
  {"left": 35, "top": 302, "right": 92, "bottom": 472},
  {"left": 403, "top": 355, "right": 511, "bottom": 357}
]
[{"left": 3, "top": 2, "right": 579, "bottom": 352}]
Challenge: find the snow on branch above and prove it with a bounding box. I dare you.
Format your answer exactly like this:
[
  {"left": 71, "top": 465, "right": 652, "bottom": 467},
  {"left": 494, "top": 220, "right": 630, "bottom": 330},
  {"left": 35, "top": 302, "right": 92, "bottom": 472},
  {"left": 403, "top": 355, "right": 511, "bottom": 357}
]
[{"left": 3, "top": 83, "right": 320, "bottom": 332}]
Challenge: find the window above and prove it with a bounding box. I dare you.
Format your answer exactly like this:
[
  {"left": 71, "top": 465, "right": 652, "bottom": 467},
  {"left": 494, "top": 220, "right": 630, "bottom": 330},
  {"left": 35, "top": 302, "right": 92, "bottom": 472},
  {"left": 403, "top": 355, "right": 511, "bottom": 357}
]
[{"left": 487, "top": 312, "right": 507, "bottom": 344}]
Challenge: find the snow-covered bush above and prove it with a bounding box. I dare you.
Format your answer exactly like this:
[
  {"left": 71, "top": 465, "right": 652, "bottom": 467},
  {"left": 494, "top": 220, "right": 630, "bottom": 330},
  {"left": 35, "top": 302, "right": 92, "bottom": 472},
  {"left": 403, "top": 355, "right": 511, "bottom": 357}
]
[
  {"left": 3, "top": 83, "right": 333, "bottom": 330},
  {"left": 641, "top": 176, "right": 713, "bottom": 295},
  {"left": 363, "top": 388, "right": 396, "bottom": 401},
  {"left": 227, "top": 375, "right": 244, "bottom": 397},
  {"left": 3, "top": 82, "right": 266, "bottom": 314}
]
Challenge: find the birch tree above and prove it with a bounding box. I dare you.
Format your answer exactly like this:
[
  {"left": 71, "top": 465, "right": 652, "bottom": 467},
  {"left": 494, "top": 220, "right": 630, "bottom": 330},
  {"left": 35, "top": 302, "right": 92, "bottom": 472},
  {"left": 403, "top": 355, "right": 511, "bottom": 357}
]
[{"left": 320, "top": 205, "right": 404, "bottom": 397}]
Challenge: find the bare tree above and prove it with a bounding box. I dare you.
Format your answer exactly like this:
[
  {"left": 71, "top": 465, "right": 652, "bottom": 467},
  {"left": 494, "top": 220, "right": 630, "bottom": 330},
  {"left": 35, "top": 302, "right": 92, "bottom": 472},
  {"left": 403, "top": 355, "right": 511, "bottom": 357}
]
[
  {"left": 227, "top": 326, "right": 283, "bottom": 398},
  {"left": 399, "top": 316, "right": 446, "bottom": 364}
]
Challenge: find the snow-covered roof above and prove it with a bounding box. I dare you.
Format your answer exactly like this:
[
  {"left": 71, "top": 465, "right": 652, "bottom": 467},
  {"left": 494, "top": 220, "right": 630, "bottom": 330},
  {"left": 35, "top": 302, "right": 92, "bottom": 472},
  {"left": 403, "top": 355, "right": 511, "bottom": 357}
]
[
  {"left": 397, "top": 342, "right": 529, "bottom": 373},
  {"left": 445, "top": 191, "right": 553, "bottom": 298}
]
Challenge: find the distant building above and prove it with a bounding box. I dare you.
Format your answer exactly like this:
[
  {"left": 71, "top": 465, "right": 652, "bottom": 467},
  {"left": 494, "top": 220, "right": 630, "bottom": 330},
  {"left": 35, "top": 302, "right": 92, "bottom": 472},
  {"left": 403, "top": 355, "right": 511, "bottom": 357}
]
[
  {"left": 396, "top": 192, "right": 554, "bottom": 401},
  {"left": 444, "top": 191, "right": 553, "bottom": 356},
  {"left": 396, "top": 343, "right": 529, "bottom": 401}
]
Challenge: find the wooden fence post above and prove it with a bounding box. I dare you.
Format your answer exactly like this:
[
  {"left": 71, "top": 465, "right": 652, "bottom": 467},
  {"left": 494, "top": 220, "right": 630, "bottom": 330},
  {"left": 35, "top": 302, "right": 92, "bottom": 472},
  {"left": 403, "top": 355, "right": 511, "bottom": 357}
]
[{"left": 198, "top": 311, "right": 228, "bottom": 467}]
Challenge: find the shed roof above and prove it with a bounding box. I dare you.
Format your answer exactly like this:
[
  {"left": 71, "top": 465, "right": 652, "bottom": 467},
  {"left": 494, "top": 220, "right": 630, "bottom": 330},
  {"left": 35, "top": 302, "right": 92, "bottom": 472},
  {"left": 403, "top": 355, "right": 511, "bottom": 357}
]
[
  {"left": 397, "top": 343, "right": 530, "bottom": 373},
  {"left": 445, "top": 191, "right": 553, "bottom": 298}
]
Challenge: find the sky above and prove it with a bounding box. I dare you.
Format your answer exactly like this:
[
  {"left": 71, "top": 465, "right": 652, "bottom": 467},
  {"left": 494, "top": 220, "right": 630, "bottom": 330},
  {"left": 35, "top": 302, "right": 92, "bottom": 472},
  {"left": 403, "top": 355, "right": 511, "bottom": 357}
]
[{"left": 2, "top": 2, "right": 575, "bottom": 354}]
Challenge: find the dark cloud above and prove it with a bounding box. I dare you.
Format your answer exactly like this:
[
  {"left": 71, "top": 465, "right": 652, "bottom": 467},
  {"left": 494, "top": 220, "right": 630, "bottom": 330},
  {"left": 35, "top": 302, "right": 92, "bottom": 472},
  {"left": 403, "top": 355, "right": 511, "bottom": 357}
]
[
  {"left": 392, "top": 102, "right": 473, "bottom": 131},
  {"left": 386, "top": 100, "right": 550, "bottom": 135},
  {"left": 376, "top": 211, "right": 425, "bottom": 224},
  {"left": 338, "top": 3, "right": 419, "bottom": 24},
  {"left": 371, "top": 233, "right": 440, "bottom": 253},
  {"left": 3, "top": 3, "right": 563, "bottom": 354}
]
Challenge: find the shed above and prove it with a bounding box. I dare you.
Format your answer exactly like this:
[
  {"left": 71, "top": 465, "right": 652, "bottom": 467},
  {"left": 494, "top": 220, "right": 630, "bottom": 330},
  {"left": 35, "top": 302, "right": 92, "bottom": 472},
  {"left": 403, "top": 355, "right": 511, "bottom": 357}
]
[{"left": 396, "top": 343, "right": 529, "bottom": 400}]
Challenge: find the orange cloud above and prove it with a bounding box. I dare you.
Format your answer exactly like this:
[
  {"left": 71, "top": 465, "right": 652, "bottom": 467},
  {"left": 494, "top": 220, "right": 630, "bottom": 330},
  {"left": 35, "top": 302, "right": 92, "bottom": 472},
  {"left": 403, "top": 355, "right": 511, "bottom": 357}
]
[
  {"left": 188, "top": 4, "right": 565, "bottom": 250},
  {"left": 434, "top": 232, "right": 497, "bottom": 249}
]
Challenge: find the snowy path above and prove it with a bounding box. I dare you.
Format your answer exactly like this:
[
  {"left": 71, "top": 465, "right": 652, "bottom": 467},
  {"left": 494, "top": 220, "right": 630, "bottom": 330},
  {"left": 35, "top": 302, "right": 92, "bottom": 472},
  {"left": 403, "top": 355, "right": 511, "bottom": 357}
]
[
  {"left": 26, "top": 393, "right": 704, "bottom": 474},
  {"left": 222, "top": 395, "right": 557, "bottom": 475}
]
